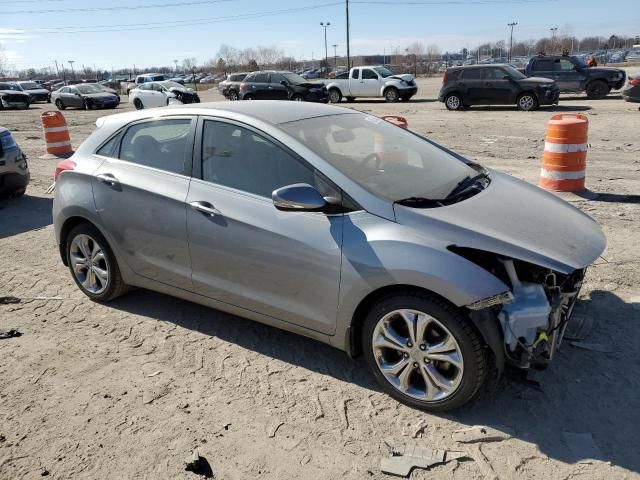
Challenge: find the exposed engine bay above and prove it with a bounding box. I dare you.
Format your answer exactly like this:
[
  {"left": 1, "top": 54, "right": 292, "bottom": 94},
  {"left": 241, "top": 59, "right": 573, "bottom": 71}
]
[{"left": 456, "top": 247, "right": 586, "bottom": 370}]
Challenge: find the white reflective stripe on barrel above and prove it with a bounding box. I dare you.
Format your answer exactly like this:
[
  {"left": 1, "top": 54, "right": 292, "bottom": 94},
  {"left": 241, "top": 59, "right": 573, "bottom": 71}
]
[
  {"left": 44, "top": 126, "right": 69, "bottom": 133},
  {"left": 544, "top": 142, "right": 588, "bottom": 153},
  {"left": 46, "top": 140, "right": 72, "bottom": 148},
  {"left": 540, "top": 168, "right": 585, "bottom": 180}
]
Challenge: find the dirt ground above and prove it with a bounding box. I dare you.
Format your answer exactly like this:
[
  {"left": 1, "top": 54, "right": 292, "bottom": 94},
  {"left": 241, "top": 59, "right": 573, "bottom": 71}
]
[{"left": 1, "top": 74, "right": 639, "bottom": 480}]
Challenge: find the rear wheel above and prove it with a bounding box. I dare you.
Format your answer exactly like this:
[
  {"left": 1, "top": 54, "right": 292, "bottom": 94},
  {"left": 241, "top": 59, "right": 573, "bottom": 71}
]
[
  {"left": 586, "top": 80, "right": 609, "bottom": 100},
  {"left": 133, "top": 98, "right": 143, "bottom": 110},
  {"left": 228, "top": 90, "right": 239, "bottom": 101},
  {"left": 243, "top": 94, "right": 255, "bottom": 100},
  {"left": 517, "top": 92, "right": 538, "bottom": 111},
  {"left": 55, "top": 99, "right": 65, "bottom": 110},
  {"left": 384, "top": 87, "right": 399, "bottom": 102},
  {"left": 291, "top": 94, "right": 305, "bottom": 102},
  {"left": 444, "top": 93, "right": 463, "bottom": 110},
  {"left": 66, "top": 223, "right": 128, "bottom": 302},
  {"left": 83, "top": 99, "right": 94, "bottom": 110},
  {"left": 362, "top": 292, "right": 487, "bottom": 411},
  {"left": 328, "top": 88, "right": 342, "bottom": 103}
]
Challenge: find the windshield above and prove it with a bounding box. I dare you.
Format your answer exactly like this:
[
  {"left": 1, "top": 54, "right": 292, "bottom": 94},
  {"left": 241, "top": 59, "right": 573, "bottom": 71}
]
[
  {"left": 373, "top": 67, "right": 394, "bottom": 78},
  {"left": 0, "top": 83, "right": 21, "bottom": 91},
  {"left": 280, "top": 114, "right": 476, "bottom": 201},
  {"left": 19, "top": 82, "right": 39, "bottom": 90},
  {"left": 159, "top": 80, "right": 184, "bottom": 89},
  {"left": 76, "top": 84, "right": 103, "bottom": 94},
  {"left": 503, "top": 65, "right": 526, "bottom": 79},
  {"left": 282, "top": 73, "right": 307, "bottom": 85}
]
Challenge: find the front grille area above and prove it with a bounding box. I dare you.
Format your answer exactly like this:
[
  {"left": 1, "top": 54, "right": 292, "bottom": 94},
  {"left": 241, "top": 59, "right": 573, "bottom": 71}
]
[{"left": 2, "top": 94, "right": 28, "bottom": 103}]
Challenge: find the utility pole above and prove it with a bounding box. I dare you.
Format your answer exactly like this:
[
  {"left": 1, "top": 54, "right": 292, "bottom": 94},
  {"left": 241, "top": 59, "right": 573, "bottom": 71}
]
[
  {"left": 345, "top": 0, "right": 351, "bottom": 70},
  {"left": 54, "top": 60, "right": 60, "bottom": 79},
  {"left": 173, "top": 59, "right": 178, "bottom": 72},
  {"left": 508, "top": 22, "right": 517, "bottom": 62},
  {"left": 320, "top": 22, "right": 331, "bottom": 77},
  {"left": 68, "top": 60, "right": 75, "bottom": 80},
  {"left": 332, "top": 44, "right": 338, "bottom": 71},
  {"left": 550, "top": 27, "right": 558, "bottom": 53}
]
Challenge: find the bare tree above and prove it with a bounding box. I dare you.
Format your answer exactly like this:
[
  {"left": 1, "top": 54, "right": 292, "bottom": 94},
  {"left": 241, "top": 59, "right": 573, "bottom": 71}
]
[
  {"left": 0, "top": 43, "right": 7, "bottom": 76},
  {"left": 406, "top": 41, "right": 425, "bottom": 57},
  {"left": 426, "top": 44, "right": 440, "bottom": 61},
  {"left": 182, "top": 57, "right": 197, "bottom": 71}
]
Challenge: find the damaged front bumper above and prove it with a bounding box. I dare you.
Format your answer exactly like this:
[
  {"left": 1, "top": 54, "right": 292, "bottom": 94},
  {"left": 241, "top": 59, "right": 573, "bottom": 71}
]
[{"left": 468, "top": 259, "right": 585, "bottom": 370}]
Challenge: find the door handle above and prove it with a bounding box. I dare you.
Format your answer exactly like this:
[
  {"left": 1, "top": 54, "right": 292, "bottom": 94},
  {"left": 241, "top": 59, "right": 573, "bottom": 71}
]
[
  {"left": 96, "top": 173, "right": 119, "bottom": 186},
  {"left": 189, "top": 201, "right": 221, "bottom": 216}
]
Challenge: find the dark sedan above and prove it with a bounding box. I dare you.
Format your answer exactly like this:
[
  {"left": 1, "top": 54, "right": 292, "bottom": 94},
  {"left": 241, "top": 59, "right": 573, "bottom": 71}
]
[
  {"left": 16, "top": 81, "right": 51, "bottom": 103},
  {"left": 52, "top": 84, "right": 120, "bottom": 110},
  {"left": 0, "top": 82, "right": 31, "bottom": 110},
  {"left": 239, "top": 71, "right": 328, "bottom": 102},
  {"left": 622, "top": 76, "right": 640, "bottom": 103}
]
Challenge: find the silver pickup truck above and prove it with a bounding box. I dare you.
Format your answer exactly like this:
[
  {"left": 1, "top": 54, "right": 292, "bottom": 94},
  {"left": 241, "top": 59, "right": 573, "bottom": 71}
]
[{"left": 324, "top": 66, "right": 418, "bottom": 103}]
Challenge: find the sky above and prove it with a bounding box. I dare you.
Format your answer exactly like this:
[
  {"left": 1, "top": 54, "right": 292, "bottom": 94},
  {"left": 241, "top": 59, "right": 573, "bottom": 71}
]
[{"left": 1, "top": 0, "right": 639, "bottom": 73}]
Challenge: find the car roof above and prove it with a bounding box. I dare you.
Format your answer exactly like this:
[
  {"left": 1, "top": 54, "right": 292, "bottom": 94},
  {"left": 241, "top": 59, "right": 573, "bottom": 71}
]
[{"left": 103, "top": 101, "right": 357, "bottom": 126}]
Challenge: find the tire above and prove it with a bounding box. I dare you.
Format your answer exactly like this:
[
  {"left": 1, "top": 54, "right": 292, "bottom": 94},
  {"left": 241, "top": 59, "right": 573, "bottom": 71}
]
[
  {"left": 9, "top": 188, "right": 26, "bottom": 199},
  {"left": 66, "top": 223, "right": 128, "bottom": 302},
  {"left": 384, "top": 87, "right": 399, "bottom": 103},
  {"left": 586, "top": 80, "right": 610, "bottom": 100},
  {"left": 346, "top": 96, "right": 355, "bottom": 102},
  {"left": 444, "top": 93, "right": 463, "bottom": 110},
  {"left": 517, "top": 92, "right": 538, "bottom": 111},
  {"left": 84, "top": 99, "right": 93, "bottom": 111},
  {"left": 133, "top": 98, "right": 144, "bottom": 110},
  {"left": 291, "top": 94, "right": 305, "bottom": 102},
  {"left": 243, "top": 94, "right": 255, "bottom": 100},
  {"left": 228, "top": 90, "right": 239, "bottom": 101},
  {"left": 55, "top": 99, "right": 66, "bottom": 110},
  {"left": 361, "top": 292, "right": 487, "bottom": 412},
  {"left": 328, "top": 88, "right": 342, "bottom": 103}
]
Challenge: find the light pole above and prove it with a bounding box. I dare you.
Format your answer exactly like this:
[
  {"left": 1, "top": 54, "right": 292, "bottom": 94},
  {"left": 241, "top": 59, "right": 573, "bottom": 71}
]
[
  {"left": 345, "top": 0, "right": 351, "bottom": 69},
  {"left": 68, "top": 60, "right": 75, "bottom": 80},
  {"left": 320, "top": 22, "right": 331, "bottom": 77},
  {"left": 508, "top": 22, "right": 517, "bottom": 62},
  {"left": 332, "top": 44, "right": 338, "bottom": 72},
  {"left": 550, "top": 27, "right": 558, "bottom": 53},
  {"left": 173, "top": 59, "right": 178, "bottom": 73}
]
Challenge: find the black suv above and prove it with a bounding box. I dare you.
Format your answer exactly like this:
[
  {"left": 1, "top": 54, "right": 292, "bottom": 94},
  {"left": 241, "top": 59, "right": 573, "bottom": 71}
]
[
  {"left": 239, "top": 71, "right": 328, "bottom": 102},
  {"left": 439, "top": 64, "right": 559, "bottom": 111},
  {"left": 219, "top": 73, "right": 248, "bottom": 101},
  {"left": 522, "top": 55, "right": 626, "bottom": 99}
]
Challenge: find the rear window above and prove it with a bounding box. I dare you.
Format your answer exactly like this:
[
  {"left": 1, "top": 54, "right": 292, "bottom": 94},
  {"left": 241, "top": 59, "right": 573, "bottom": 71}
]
[{"left": 461, "top": 69, "right": 481, "bottom": 80}]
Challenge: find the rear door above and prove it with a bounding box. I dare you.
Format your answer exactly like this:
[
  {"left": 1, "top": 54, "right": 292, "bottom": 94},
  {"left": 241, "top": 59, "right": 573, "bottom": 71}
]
[
  {"left": 268, "top": 73, "right": 289, "bottom": 100},
  {"left": 92, "top": 116, "right": 196, "bottom": 290},
  {"left": 251, "top": 73, "right": 270, "bottom": 99},
  {"left": 185, "top": 117, "right": 344, "bottom": 334},
  {"left": 529, "top": 58, "right": 555, "bottom": 81},
  {"left": 460, "top": 68, "right": 485, "bottom": 103}
]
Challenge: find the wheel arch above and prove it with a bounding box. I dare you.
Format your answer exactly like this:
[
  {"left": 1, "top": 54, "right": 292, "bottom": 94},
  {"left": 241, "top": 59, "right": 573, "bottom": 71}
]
[{"left": 58, "top": 216, "right": 99, "bottom": 265}]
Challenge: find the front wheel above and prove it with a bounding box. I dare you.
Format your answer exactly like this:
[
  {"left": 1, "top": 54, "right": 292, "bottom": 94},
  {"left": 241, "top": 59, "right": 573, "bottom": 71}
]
[
  {"left": 66, "top": 224, "right": 128, "bottom": 302},
  {"left": 517, "top": 93, "right": 538, "bottom": 111},
  {"left": 328, "top": 88, "right": 342, "bottom": 103},
  {"left": 291, "top": 94, "right": 305, "bottom": 102},
  {"left": 444, "top": 93, "right": 463, "bottom": 110},
  {"left": 586, "top": 80, "right": 609, "bottom": 100},
  {"left": 243, "top": 94, "right": 255, "bottom": 100},
  {"left": 384, "top": 87, "right": 399, "bottom": 103},
  {"left": 55, "top": 99, "right": 66, "bottom": 110},
  {"left": 228, "top": 90, "right": 239, "bottom": 101},
  {"left": 362, "top": 293, "right": 487, "bottom": 411},
  {"left": 133, "top": 98, "right": 143, "bottom": 110}
]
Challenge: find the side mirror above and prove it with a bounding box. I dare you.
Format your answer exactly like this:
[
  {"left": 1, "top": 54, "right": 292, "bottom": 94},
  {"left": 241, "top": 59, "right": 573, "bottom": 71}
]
[
  {"left": 502, "top": 75, "right": 511, "bottom": 80},
  {"left": 272, "top": 183, "right": 327, "bottom": 212},
  {"left": 280, "top": 80, "right": 288, "bottom": 86}
]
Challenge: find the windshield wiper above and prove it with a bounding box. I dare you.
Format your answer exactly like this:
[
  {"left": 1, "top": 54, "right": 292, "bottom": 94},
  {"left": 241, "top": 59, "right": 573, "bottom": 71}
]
[
  {"left": 446, "top": 171, "right": 490, "bottom": 199},
  {"left": 395, "top": 196, "right": 443, "bottom": 207}
]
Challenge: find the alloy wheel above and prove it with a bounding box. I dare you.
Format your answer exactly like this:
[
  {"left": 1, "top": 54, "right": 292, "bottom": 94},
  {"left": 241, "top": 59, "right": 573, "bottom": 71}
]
[
  {"left": 371, "top": 309, "right": 464, "bottom": 401},
  {"left": 446, "top": 95, "right": 460, "bottom": 110},
  {"left": 69, "top": 234, "right": 109, "bottom": 295},
  {"left": 519, "top": 95, "right": 535, "bottom": 111}
]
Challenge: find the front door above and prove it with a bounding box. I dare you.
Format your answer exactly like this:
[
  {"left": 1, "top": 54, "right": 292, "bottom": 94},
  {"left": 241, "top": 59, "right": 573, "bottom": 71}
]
[
  {"left": 66, "top": 87, "right": 83, "bottom": 108},
  {"left": 481, "top": 66, "right": 517, "bottom": 104},
  {"left": 359, "top": 68, "right": 381, "bottom": 96},
  {"left": 186, "top": 118, "right": 344, "bottom": 334},
  {"left": 251, "top": 73, "right": 271, "bottom": 99},
  {"left": 268, "top": 73, "right": 290, "bottom": 100},
  {"left": 92, "top": 116, "right": 196, "bottom": 290},
  {"left": 553, "top": 58, "right": 583, "bottom": 91}
]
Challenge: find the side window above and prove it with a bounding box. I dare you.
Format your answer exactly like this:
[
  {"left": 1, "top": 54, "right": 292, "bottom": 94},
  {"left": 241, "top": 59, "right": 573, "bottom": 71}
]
[
  {"left": 60, "top": 87, "right": 69, "bottom": 93},
  {"left": 254, "top": 73, "right": 268, "bottom": 83},
  {"left": 462, "top": 69, "right": 481, "bottom": 80},
  {"left": 151, "top": 83, "right": 163, "bottom": 91},
  {"left": 362, "top": 69, "right": 378, "bottom": 80},
  {"left": 270, "top": 74, "right": 285, "bottom": 84},
  {"left": 201, "top": 120, "right": 334, "bottom": 198},
  {"left": 557, "top": 59, "right": 574, "bottom": 71},
  {"left": 351, "top": 69, "right": 359, "bottom": 79},
  {"left": 69, "top": 88, "right": 79, "bottom": 95},
  {"left": 482, "top": 68, "right": 505, "bottom": 80},
  {"left": 138, "top": 84, "right": 151, "bottom": 91},
  {"left": 243, "top": 74, "right": 254, "bottom": 83},
  {"left": 532, "top": 59, "right": 554, "bottom": 71},
  {"left": 119, "top": 118, "right": 192, "bottom": 175},
  {"left": 96, "top": 132, "right": 122, "bottom": 158}
]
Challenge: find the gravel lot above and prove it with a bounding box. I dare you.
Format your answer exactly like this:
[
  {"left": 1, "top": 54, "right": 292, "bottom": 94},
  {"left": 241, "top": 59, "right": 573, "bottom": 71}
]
[{"left": 1, "top": 75, "right": 639, "bottom": 479}]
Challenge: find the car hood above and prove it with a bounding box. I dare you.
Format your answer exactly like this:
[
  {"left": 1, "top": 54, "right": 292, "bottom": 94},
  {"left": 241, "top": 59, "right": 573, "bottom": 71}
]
[
  {"left": 393, "top": 170, "right": 606, "bottom": 274},
  {"left": 84, "top": 93, "right": 118, "bottom": 100},
  {"left": 588, "top": 66, "right": 624, "bottom": 74},
  {"left": 521, "top": 77, "right": 556, "bottom": 85},
  {"left": 389, "top": 74, "right": 414, "bottom": 82},
  {"left": 24, "top": 88, "right": 49, "bottom": 95}
]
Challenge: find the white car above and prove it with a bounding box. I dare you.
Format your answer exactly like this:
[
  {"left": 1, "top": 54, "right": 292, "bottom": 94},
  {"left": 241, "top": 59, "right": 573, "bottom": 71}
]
[
  {"left": 323, "top": 66, "right": 417, "bottom": 103},
  {"left": 128, "top": 81, "right": 200, "bottom": 110}
]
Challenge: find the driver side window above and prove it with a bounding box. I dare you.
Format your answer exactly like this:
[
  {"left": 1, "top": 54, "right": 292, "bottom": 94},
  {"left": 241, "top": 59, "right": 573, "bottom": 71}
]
[{"left": 362, "top": 69, "right": 378, "bottom": 80}]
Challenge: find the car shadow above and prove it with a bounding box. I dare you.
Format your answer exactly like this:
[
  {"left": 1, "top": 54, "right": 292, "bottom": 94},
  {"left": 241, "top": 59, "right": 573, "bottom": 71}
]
[
  {"left": 463, "top": 105, "right": 591, "bottom": 112},
  {"left": 561, "top": 93, "right": 623, "bottom": 101},
  {"left": 576, "top": 190, "right": 640, "bottom": 203},
  {"left": 107, "top": 287, "right": 639, "bottom": 473},
  {"left": 340, "top": 98, "right": 437, "bottom": 104},
  {"left": 0, "top": 193, "right": 52, "bottom": 239}
]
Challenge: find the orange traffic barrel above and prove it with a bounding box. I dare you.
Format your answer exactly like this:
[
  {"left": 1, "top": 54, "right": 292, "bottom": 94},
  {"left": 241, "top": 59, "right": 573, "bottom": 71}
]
[
  {"left": 538, "top": 113, "right": 588, "bottom": 192},
  {"left": 382, "top": 115, "right": 408, "bottom": 129},
  {"left": 41, "top": 111, "right": 72, "bottom": 156}
]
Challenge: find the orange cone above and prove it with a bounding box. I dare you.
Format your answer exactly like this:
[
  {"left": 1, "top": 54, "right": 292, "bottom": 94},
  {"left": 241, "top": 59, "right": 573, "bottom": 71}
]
[{"left": 41, "top": 111, "right": 72, "bottom": 156}]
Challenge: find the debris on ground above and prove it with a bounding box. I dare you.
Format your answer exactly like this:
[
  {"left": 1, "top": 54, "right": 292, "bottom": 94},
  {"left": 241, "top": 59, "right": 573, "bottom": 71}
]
[
  {"left": 266, "top": 421, "right": 284, "bottom": 438},
  {"left": 471, "top": 443, "right": 499, "bottom": 480},
  {"left": 452, "top": 425, "right": 514, "bottom": 444},
  {"left": 0, "top": 329, "right": 22, "bottom": 339},
  {"left": 562, "top": 432, "right": 602, "bottom": 463},
  {"left": 184, "top": 448, "right": 215, "bottom": 478},
  {"left": 569, "top": 341, "right": 614, "bottom": 353},
  {"left": 40, "top": 468, "right": 50, "bottom": 476},
  {"left": 380, "top": 444, "right": 465, "bottom": 477},
  {"left": 0, "top": 296, "right": 21, "bottom": 305}
]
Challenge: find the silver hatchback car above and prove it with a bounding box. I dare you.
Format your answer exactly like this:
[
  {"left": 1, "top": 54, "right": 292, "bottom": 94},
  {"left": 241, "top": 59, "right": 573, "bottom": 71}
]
[{"left": 53, "top": 102, "right": 605, "bottom": 411}]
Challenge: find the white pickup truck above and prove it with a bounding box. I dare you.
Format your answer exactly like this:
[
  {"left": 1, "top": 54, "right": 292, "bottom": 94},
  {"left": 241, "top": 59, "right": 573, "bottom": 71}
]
[
  {"left": 324, "top": 66, "right": 418, "bottom": 103},
  {"left": 121, "top": 73, "right": 168, "bottom": 95}
]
